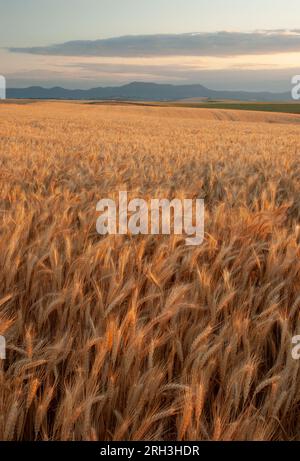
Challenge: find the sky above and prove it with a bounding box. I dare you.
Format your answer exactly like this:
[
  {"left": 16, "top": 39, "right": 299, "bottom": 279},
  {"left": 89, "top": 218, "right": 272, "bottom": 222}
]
[{"left": 1, "top": 0, "right": 300, "bottom": 91}]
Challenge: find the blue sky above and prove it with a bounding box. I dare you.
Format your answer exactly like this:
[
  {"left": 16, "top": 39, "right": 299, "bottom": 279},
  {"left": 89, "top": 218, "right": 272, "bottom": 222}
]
[
  {"left": 1, "top": 0, "right": 300, "bottom": 46},
  {"left": 1, "top": 0, "right": 300, "bottom": 90}
]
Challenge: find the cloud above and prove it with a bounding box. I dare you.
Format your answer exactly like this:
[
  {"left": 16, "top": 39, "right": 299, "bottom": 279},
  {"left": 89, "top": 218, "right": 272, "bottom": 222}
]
[{"left": 9, "top": 30, "right": 300, "bottom": 58}]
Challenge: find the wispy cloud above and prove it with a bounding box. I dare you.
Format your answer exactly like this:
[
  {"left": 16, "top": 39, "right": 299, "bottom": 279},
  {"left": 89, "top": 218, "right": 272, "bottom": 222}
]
[{"left": 9, "top": 30, "right": 300, "bottom": 57}]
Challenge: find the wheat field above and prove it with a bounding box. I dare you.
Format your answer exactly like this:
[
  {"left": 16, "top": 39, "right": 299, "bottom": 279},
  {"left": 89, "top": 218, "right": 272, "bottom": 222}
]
[{"left": 0, "top": 101, "right": 300, "bottom": 441}]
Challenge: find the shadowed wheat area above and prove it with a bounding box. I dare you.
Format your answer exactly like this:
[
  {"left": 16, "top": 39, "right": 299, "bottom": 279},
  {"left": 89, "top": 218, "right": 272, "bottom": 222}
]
[{"left": 0, "top": 101, "right": 300, "bottom": 441}]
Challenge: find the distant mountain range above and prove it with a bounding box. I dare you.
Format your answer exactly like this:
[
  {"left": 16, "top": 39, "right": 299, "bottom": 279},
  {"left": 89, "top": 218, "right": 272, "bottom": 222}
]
[{"left": 7, "top": 82, "right": 292, "bottom": 101}]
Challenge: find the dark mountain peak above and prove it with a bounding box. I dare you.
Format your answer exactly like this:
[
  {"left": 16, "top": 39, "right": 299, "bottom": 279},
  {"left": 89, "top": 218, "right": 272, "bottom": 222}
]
[
  {"left": 123, "top": 81, "right": 171, "bottom": 88},
  {"left": 6, "top": 82, "right": 291, "bottom": 102}
]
